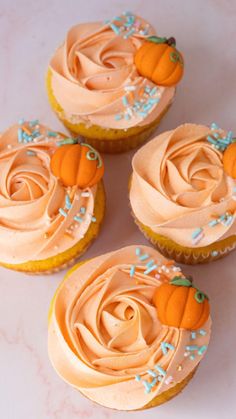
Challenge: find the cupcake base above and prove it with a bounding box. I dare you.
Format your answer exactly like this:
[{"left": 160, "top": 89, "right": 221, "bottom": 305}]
[
  {"left": 46, "top": 69, "right": 172, "bottom": 154},
  {"left": 134, "top": 217, "right": 236, "bottom": 265},
  {"left": 0, "top": 181, "right": 105, "bottom": 275}
]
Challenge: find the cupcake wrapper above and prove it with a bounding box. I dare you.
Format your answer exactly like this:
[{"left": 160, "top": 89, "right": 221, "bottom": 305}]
[
  {"left": 134, "top": 216, "right": 236, "bottom": 265},
  {"left": 0, "top": 181, "right": 105, "bottom": 275}
]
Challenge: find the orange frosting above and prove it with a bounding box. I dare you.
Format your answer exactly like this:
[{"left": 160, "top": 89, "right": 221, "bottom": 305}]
[
  {"left": 48, "top": 245, "right": 211, "bottom": 410},
  {"left": 49, "top": 15, "right": 175, "bottom": 129},
  {"left": 130, "top": 124, "right": 236, "bottom": 247},
  {"left": 0, "top": 122, "right": 98, "bottom": 264}
]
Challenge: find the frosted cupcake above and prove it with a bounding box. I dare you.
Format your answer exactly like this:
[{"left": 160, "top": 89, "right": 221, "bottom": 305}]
[
  {"left": 47, "top": 12, "right": 184, "bottom": 153},
  {"left": 0, "top": 119, "right": 105, "bottom": 274},
  {"left": 129, "top": 123, "right": 236, "bottom": 264},
  {"left": 48, "top": 245, "right": 211, "bottom": 411}
]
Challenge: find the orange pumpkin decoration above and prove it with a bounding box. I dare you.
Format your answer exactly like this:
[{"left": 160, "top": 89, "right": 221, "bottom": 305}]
[
  {"left": 223, "top": 142, "right": 236, "bottom": 179},
  {"left": 51, "top": 141, "right": 104, "bottom": 188},
  {"left": 135, "top": 36, "right": 184, "bottom": 87},
  {"left": 153, "top": 276, "right": 210, "bottom": 330}
]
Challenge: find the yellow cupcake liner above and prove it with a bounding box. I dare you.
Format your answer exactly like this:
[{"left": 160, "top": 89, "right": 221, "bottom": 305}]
[
  {"left": 48, "top": 258, "right": 197, "bottom": 410},
  {"left": 0, "top": 181, "right": 105, "bottom": 275},
  {"left": 46, "top": 69, "right": 172, "bottom": 153},
  {"left": 134, "top": 217, "right": 236, "bottom": 265}
]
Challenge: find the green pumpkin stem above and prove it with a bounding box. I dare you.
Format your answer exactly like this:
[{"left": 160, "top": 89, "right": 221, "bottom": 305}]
[
  {"left": 147, "top": 36, "right": 176, "bottom": 47},
  {"left": 170, "top": 276, "right": 209, "bottom": 303}
]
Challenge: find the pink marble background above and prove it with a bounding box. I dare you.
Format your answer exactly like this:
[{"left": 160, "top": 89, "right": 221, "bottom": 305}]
[{"left": 0, "top": 0, "right": 236, "bottom": 418}]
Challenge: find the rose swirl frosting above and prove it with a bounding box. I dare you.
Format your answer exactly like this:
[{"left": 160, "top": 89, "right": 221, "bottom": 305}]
[
  {"left": 48, "top": 246, "right": 210, "bottom": 410},
  {"left": 130, "top": 124, "right": 236, "bottom": 247}
]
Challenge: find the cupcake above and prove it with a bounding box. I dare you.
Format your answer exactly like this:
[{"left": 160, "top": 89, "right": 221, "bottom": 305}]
[
  {"left": 129, "top": 123, "right": 236, "bottom": 264},
  {"left": 46, "top": 12, "right": 184, "bottom": 153},
  {"left": 0, "top": 119, "right": 105, "bottom": 274},
  {"left": 48, "top": 245, "right": 211, "bottom": 411}
]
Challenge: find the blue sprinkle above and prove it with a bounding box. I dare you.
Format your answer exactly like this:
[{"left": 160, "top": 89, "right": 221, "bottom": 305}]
[
  {"left": 233, "top": 186, "right": 236, "bottom": 194},
  {"left": 138, "top": 111, "right": 148, "bottom": 118},
  {"left": 190, "top": 354, "right": 195, "bottom": 361},
  {"left": 227, "top": 131, "right": 233, "bottom": 141},
  {"left": 139, "top": 253, "right": 149, "bottom": 261},
  {"left": 74, "top": 215, "right": 83, "bottom": 223},
  {"left": 124, "top": 113, "right": 131, "bottom": 120},
  {"left": 211, "top": 250, "right": 219, "bottom": 257},
  {"left": 186, "top": 345, "right": 198, "bottom": 351},
  {"left": 161, "top": 342, "right": 174, "bottom": 355},
  {"left": 208, "top": 219, "right": 219, "bottom": 227},
  {"left": 130, "top": 265, "right": 136, "bottom": 277},
  {"left": 154, "top": 365, "right": 166, "bottom": 376},
  {"left": 148, "top": 97, "right": 160, "bottom": 104},
  {"left": 213, "top": 132, "right": 219, "bottom": 139},
  {"left": 149, "top": 87, "right": 158, "bottom": 96},
  {"left": 144, "top": 86, "right": 151, "bottom": 93},
  {"left": 144, "top": 264, "right": 157, "bottom": 275},
  {"left": 142, "top": 103, "right": 153, "bottom": 112},
  {"left": 80, "top": 206, "right": 86, "bottom": 214},
  {"left": 26, "top": 150, "right": 36, "bottom": 156},
  {"left": 135, "top": 374, "right": 141, "bottom": 382},
  {"left": 114, "top": 114, "right": 122, "bottom": 121},
  {"left": 192, "top": 228, "right": 203, "bottom": 239},
  {"left": 150, "top": 377, "right": 158, "bottom": 388},
  {"left": 147, "top": 369, "right": 157, "bottom": 378},
  {"left": 124, "top": 28, "right": 135, "bottom": 39},
  {"left": 199, "top": 329, "right": 207, "bottom": 336},
  {"left": 59, "top": 208, "right": 67, "bottom": 217},
  {"left": 65, "top": 195, "right": 72, "bottom": 210},
  {"left": 29, "top": 119, "right": 39, "bottom": 127},
  {"left": 18, "top": 128, "right": 23, "bottom": 143},
  {"left": 211, "top": 122, "right": 219, "bottom": 130},
  {"left": 198, "top": 345, "right": 207, "bottom": 355},
  {"left": 145, "top": 259, "right": 155, "bottom": 268},
  {"left": 143, "top": 380, "right": 152, "bottom": 394},
  {"left": 207, "top": 135, "right": 217, "bottom": 145},
  {"left": 47, "top": 131, "right": 57, "bottom": 137},
  {"left": 191, "top": 332, "right": 197, "bottom": 340},
  {"left": 135, "top": 247, "right": 141, "bottom": 256},
  {"left": 91, "top": 216, "right": 97, "bottom": 222},
  {"left": 18, "top": 118, "right": 25, "bottom": 125},
  {"left": 122, "top": 96, "right": 129, "bottom": 107},
  {"left": 110, "top": 23, "right": 120, "bottom": 35},
  {"left": 113, "top": 16, "right": 122, "bottom": 21}
]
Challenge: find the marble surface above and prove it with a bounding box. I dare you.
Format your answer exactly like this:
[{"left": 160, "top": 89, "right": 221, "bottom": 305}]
[{"left": 0, "top": 0, "right": 236, "bottom": 418}]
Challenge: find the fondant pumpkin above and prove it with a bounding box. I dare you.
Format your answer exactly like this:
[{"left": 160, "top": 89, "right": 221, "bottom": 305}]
[
  {"left": 153, "top": 276, "right": 209, "bottom": 330},
  {"left": 134, "top": 36, "right": 184, "bottom": 87},
  {"left": 223, "top": 142, "right": 236, "bottom": 179},
  {"left": 51, "top": 142, "right": 104, "bottom": 188}
]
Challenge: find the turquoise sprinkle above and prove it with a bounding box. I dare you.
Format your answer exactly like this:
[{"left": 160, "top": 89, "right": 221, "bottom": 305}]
[
  {"left": 18, "top": 128, "right": 23, "bottom": 143},
  {"left": 142, "top": 103, "right": 153, "bottom": 112},
  {"left": 80, "top": 206, "right": 86, "bottom": 214},
  {"left": 161, "top": 342, "right": 175, "bottom": 355},
  {"left": 213, "top": 132, "right": 219, "bottom": 139},
  {"left": 191, "top": 332, "right": 196, "bottom": 340},
  {"left": 208, "top": 219, "right": 219, "bottom": 227},
  {"left": 154, "top": 365, "right": 166, "bottom": 376},
  {"left": 57, "top": 138, "right": 78, "bottom": 146},
  {"left": 74, "top": 215, "right": 83, "bottom": 223},
  {"left": 135, "top": 374, "right": 141, "bottom": 382},
  {"left": 122, "top": 96, "right": 129, "bottom": 107},
  {"left": 198, "top": 345, "right": 207, "bottom": 355},
  {"left": 29, "top": 119, "right": 39, "bottom": 127},
  {"left": 130, "top": 265, "right": 136, "bottom": 277},
  {"left": 190, "top": 354, "right": 195, "bottom": 361},
  {"left": 146, "top": 259, "right": 155, "bottom": 268},
  {"left": 149, "top": 87, "right": 157, "bottom": 96},
  {"left": 144, "top": 265, "right": 157, "bottom": 275},
  {"left": 211, "top": 122, "right": 219, "bottom": 130},
  {"left": 110, "top": 23, "right": 120, "bottom": 35},
  {"left": 91, "top": 216, "right": 96, "bottom": 222},
  {"left": 211, "top": 250, "right": 219, "bottom": 257},
  {"left": 147, "top": 369, "right": 157, "bottom": 378},
  {"left": 145, "top": 86, "right": 151, "bottom": 93},
  {"left": 113, "top": 16, "right": 122, "bottom": 21},
  {"left": 207, "top": 135, "right": 217, "bottom": 145},
  {"left": 124, "top": 113, "right": 131, "bottom": 120},
  {"left": 199, "top": 329, "right": 207, "bottom": 336},
  {"left": 192, "top": 228, "right": 203, "bottom": 239},
  {"left": 139, "top": 253, "right": 149, "bottom": 261},
  {"left": 59, "top": 208, "right": 67, "bottom": 217},
  {"left": 26, "top": 150, "right": 36, "bottom": 156},
  {"left": 47, "top": 131, "right": 57, "bottom": 137},
  {"left": 149, "top": 97, "right": 160, "bottom": 104},
  {"left": 224, "top": 215, "right": 233, "bottom": 226},
  {"left": 18, "top": 118, "right": 25, "bottom": 125},
  {"left": 114, "top": 114, "right": 122, "bottom": 121},
  {"left": 65, "top": 195, "right": 72, "bottom": 210},
  {"left": 138, "top": 111, "right": 148, "bottom": 118},
  {"left": 186, "top": 345, "right": 198, "bottom": 351},
  {"left": 124, "top": 28, "right": 135, "bottom": 39},
  {"left": 150, "top": 378, "right": 158, "bottom": 388},
  {"left": 143, "top": 380, "right": 152, "bottom": 394},
  {"left": 135, "top": 247, "right": 141, "bottom": 256}
]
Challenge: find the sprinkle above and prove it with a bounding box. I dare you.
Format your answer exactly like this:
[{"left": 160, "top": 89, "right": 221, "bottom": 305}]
[
  {"left": 124, "top": 28, "right": 135, "bottom": 39},
  {"left": 161, "top": 342, "right": 175, "bottom": 355},
  {"left": 138, "top": 111, "right": 148, "bottom": 118},
  {"left": 145, "top": 259, "right": 155, "bottom": 268},
  {"left": 59, "top": 208, "right": 67, "bottom": 217},
  {"left": 149, "top": 86, "right": 158, "bottom": 96},
  {"left": 144, "top": 264, "right": 157, "bottom": 275},
  {"left": 74, "top": 215, "right": 83, "bottom": 223},
  {"left": 57, "top": 138, "right": 77, "bottom": 146},
  {"left": 135, "top": 374, "right": 141, "bottom": 382},
  {"left": 114, "top": 114, "right": 122, "bottom": 121},
  {"left": 65, "top": 195, "right": 72, "bottom": 210},
  {"left": 124, "top": 113, "right": 131, "bottom": 120},
  {"left": 165, "top": 376, "right": 174, "bottom": 385},
  {"left": 124, "top": 85, "right": 136, "bottom": 91},
  {"left": 29, "top": 119, "right": 39, "bottom": 127},
  {"left": 143, "top": 380, "right": 152, "bottom": 394},
  {"left": 81, "top": 191, "right": 90, "bottom": 198},
  {"left": 198, "top": 345, "right": 207, "bottom": 355},
  {"left": 154, "top": 365, "right": 166, "bottom": 376},
  {"left": 144, "top": 86, "right": 151, "bottom": 93},
  {"left": 91, "top": 216, "right": 97, "bottom": 222},
  {"left": 80, "top": 206, "right": 86, "bottom": 214},
  {"left": 122, "top": 96, "right": 129, "bottom": 107},
  {"left": 190, "top": 355, "right": 195, "bottom": 361},
  {"left": 191, "top": 332, "right": 197, "bottom": 340},
  {"left": 130, "top": 265, "right": 136, "bottom": 277},
  {"left": 26, "top": 150, "right": 36, "bottom": 156},
  {"left": 208, "top": 219, "right": 219, "bottom": 227},
  {"left": 47, "top": 131, "right": 57, "bottom": 137},
  {"left": 150, "top": 377, "right": 158, "bottom": 388},
  {"left": 211, "top": 250, "right": 219, "bottom": 257},
  {"left": 139, "top": 253, "right": 149, "bottom": 261},
  {"left": 135, "top": 247, "right": 141, "bottom": 256},
  {"left": 211, "top": 122, "right": 219, "bottom": 130},
  {"left": 147, "top": 369, "right": 157, "bottom": 378},
  {"left": 110, "top": 23, "right": 120, "bottom": 35},
  {"left": 192, "top": 227, "right": 203, "bottom": 240},
  {"left": 18, "top": 128, "right": 23, "bottom": 143},
  {"left": 186, "top": 345, "right": 198, "bottom": 351},
  {"left": 207, "top": 135, "right": 218, "bottom": 146},
  {"left": 199, "top": 329, "right": 207, "bottom": 336},
  {"left": 18, "top": 118, "right": 25, "bottom": 125},
  {"left": 192, "top": 231, "right": 204, "bottom": 245}
]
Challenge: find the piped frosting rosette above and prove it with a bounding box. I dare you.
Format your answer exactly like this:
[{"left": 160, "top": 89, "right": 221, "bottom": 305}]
[
  {"left": 0, "top": 120, "right": 98, "bottom": 264},
  {"left": 49, "top": 13, "right": 175, "bottom": 129},
  {"left": 48, "top": 245, "right": 211, "bottom": 410},
  {"left": 130, "top": 124, "right": 236, "bottom": 248}
]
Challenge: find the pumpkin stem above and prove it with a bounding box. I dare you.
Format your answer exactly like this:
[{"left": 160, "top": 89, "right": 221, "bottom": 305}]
[
  {"left": 170, "top": 276, "right": 192, "bottom": 287},
  {"left": 147, "top": 36, "right": 168, "bottom": 44},
  {"left": 194, "top": 289, "right": 209, "bottom": 303}
]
